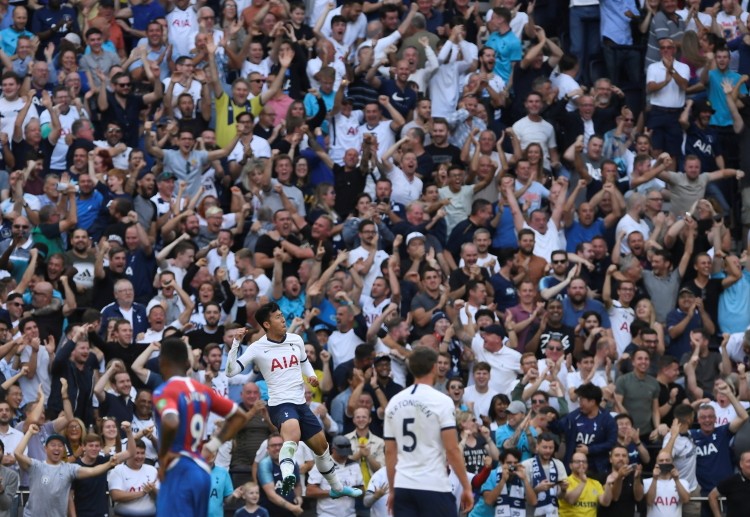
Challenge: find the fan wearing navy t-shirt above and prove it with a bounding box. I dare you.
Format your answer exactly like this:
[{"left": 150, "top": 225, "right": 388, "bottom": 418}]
[
  {"left": 690, "top": 384, "right": 749, "bottom": 498},
  {"left": 371, "top": 70, "right": 416, "bottom": 120},
  {"left": 548, "top": 383, "right": 617, "bottom": 475},
  {"left": 123, "top": 224, "right": 157, "bottom": 305}
]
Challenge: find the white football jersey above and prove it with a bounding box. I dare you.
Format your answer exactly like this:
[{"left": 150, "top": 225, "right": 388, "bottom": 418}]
[
  {"left": 383, "top": 384, "right": 455, "bottom": 492},
  {"left": 227, "top": 333, "right": 313, "bottom": 406}
]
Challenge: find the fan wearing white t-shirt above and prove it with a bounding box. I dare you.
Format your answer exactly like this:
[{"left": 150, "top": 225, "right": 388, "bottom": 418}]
[
  {"left": 566, "top": 353, "right": 610, "bottom": 412},
  {"left": 39, "top": 91, "right": 83, "bottom": 173},
  {"left": 645, "top": 40, "right": 689, "bottom": 159},
  {"left": 643, "top": 451, "right": 690, "bottom": 517},
  {"left": 330, "top": 91, "right": 364, "bottom": 165},
  {"left": 615, "top": 194, "right": 651, "bottom": 254},
  {"left": 603, "top": 266, "right": 636, "bottom": 356},
  {"left": 505, "top": 179, "right": 565, "bottom": 263},
  {"left": 228, "top": 112, "right": 272, "bottom": 178},
  {"left": 511, "top": 92, "right": 560, "bottom": 170},
  {"left": 162, "top": 58, "right": 203, "bottom": 119},
  {"left": 347, "top": 220, "right": 390, "bottom": 297},
  {"left": 463, "top": 364, "right": 494, "bottom": 421},
  {"left": 379, "top": 146, "right": 423, "bottom": 207},
  {"left": 359, "top": 101, "right": 401, "bottom": 159},
  {"left": 108, "top": 443, "right": 159, "bottom": 516},
  {"left": 551, "top": 55, "right": 583, "bottom": 112}
]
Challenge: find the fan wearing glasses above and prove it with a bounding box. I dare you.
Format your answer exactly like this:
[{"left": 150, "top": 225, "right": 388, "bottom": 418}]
[
  {"left": 96, "top": 67, "right": 164, "bottom": 149},
  {"left": 92, "top": 121, "right": 131, "bottom": 170},
  {"left": 539, "top": 250, "right": 579, "bottom": 302},
  {"left": 519, "top": 336, "right": 569, "bottom": 412},
  {"left": 3, "top": 293, "right": 24, "bottom": 334}
]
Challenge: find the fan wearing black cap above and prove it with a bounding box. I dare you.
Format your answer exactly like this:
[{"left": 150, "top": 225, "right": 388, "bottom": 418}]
[
  {"left": 307, "top": 435, "right": 364, "bottom": 515},
  {"left": 15, "top": 425, "right": 120, "bottom": 517}
]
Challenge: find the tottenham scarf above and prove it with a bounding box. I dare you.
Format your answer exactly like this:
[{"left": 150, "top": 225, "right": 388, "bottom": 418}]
[
  {"left": 530, "top": 455, "right": 559, "bottom": 516},
  {"left": 494, "top": 469, "right": 527, "bottom": 517}
]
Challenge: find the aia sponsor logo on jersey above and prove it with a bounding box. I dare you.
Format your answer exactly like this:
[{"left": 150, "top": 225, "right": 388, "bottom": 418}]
[
  {"left": 270, "top": 355, "right": 300, "bottom": 371},
  {"left": 654, "top": 495, "right": 679, "bottom": 506}
]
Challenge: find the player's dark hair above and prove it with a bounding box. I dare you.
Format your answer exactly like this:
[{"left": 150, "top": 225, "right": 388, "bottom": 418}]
[
  {"left": 160, "top": 337, "right": 190, "bottom": 370},
  {"left": 134, "top": 439, "right": 146, "bottom": 449},
  {"left": 574, "top": 383, "right": 603, "bottom": 405},
  {"left": 255, "top": 302, "right": 281, "bottom": 329},
  {"left": 407, "top": 347, "right": 438, "bottom": 378}
]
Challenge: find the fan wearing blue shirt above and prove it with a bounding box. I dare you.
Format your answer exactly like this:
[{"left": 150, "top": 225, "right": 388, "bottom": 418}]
[
  {"left": 563, "top": 188, "right": 622, "bottom": 253},
  {"left": 560, "top": 277, "right": 611, "bottom": 329},
  {"left": 484, "top": 7, "right": 522, "bottom": 82}
]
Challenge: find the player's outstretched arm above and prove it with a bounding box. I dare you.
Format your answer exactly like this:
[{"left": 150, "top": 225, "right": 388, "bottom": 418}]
[{"left": 225, "top": 328, "right": 249, "bottom": 378}]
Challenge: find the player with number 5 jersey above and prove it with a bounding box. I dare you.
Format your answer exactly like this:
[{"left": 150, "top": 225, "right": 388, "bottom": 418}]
[
  {"left": 153, "top": 337, "right": 249, "bottom": 517},
  {"left": 384, "top": 347, "right": 474, "bottom": 517},
  {"left": 226, "top": 302, "right": 362, "bottom": 500}
]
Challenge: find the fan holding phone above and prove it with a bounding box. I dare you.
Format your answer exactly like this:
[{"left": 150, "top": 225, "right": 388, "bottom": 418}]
[{"left": 643, "top": 450, "right": 691, "bottom": 517}]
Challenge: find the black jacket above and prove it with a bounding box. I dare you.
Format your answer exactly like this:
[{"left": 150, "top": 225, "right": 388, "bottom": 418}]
[{"left": 49, "top": 337, "right": 99, "bottom": 427}]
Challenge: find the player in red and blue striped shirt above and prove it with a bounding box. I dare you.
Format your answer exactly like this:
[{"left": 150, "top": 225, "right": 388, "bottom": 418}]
[{"left": 153, "top": 337, "right": 249, "bottom": 517}]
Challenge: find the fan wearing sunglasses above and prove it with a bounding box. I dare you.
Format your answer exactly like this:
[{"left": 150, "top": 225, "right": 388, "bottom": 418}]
[{"left": 539, "top": 250, "right": 578, "bottom": 302}]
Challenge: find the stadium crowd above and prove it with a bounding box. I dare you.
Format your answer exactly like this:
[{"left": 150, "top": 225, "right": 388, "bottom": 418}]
[{"left": 2, "top": 0, "right": 750, "bottom": 515}]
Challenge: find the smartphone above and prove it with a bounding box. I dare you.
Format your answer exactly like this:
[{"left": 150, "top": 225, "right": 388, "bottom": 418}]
[{"left": 658, "top": 463, "right": 674, "bottom": 472}]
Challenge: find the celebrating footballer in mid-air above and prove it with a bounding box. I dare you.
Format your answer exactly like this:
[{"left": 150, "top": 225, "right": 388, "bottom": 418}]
[{"left": 226, "top": 302, "right": 362, "bottom": 499}]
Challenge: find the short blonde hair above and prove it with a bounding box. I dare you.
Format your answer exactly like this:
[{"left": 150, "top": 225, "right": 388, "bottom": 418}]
[{"left": 456, "top": 410, "right": 474, "bottom": 426}]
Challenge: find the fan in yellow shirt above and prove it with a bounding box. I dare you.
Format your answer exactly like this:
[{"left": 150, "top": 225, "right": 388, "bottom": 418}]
[
  {"left": 559, "top": 453, "right": 616, "bottom": 517},
  {"left": 206, "top": 38, "right": 295, "bottom": 147}
]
